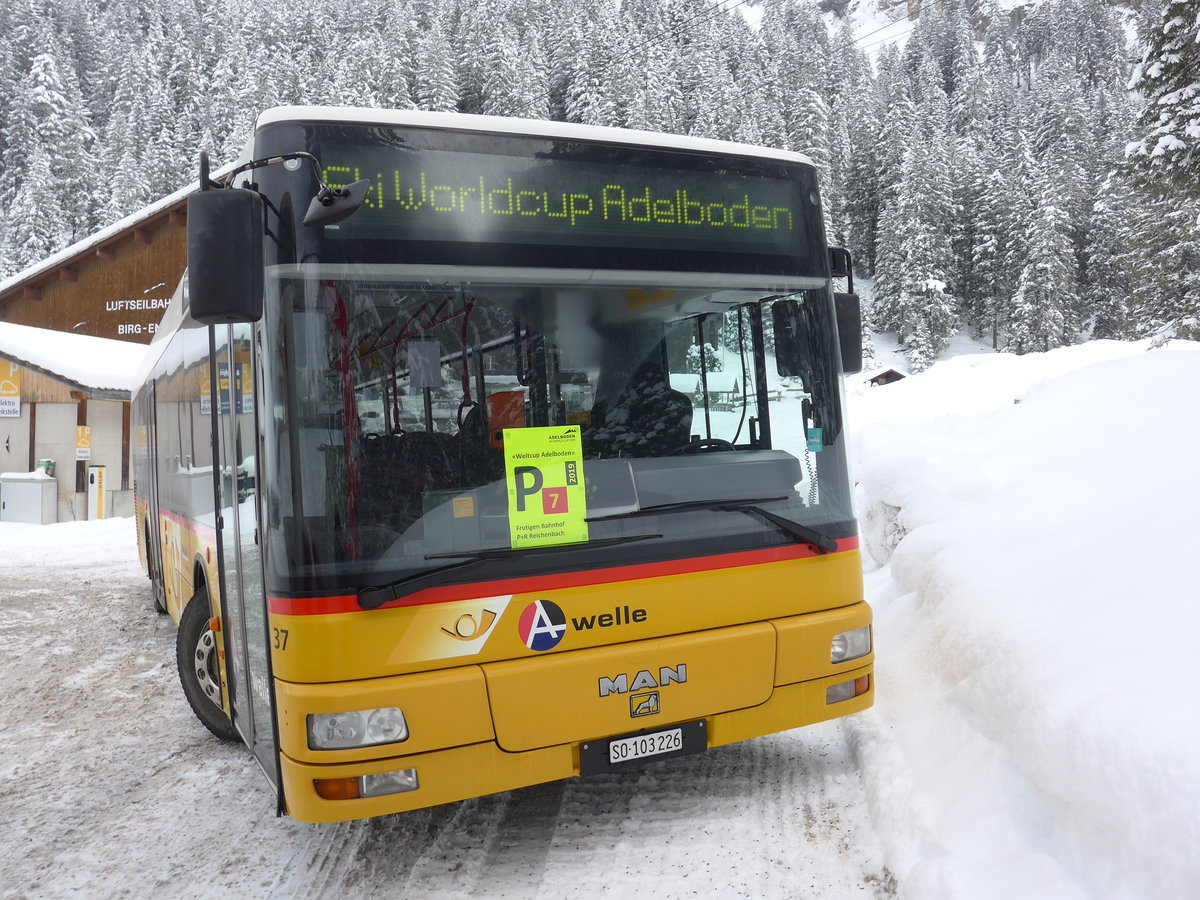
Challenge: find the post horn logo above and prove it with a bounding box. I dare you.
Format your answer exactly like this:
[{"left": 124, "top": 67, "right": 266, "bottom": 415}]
[{"left": 441, "top": 609, "right": 498, "bottom": 641}]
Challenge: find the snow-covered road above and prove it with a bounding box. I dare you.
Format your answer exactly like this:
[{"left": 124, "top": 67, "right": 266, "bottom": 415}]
[{"left": 0, "top": 521, "right": 892, "bottom": 899}]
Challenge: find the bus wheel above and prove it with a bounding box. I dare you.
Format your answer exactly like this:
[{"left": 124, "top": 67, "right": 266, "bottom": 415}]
[{"left": 177, "top": 588, "right": 240, "bottom": 742}]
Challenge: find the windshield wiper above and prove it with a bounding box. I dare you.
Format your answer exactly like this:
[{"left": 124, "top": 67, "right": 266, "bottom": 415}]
[
  {"left": 586, "top": 497, "right": 839, "bottom": 554},
  {"left": 424, "top": 532, "right": 663, "bottom": 560},
  {"left": 357, "top": 533, "right": 663, "bottom": 610}
]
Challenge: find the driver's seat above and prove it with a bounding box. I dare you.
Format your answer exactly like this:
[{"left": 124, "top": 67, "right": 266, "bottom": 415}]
[{"left": 586, "top": 362, "right": 692, "bottom": 457}]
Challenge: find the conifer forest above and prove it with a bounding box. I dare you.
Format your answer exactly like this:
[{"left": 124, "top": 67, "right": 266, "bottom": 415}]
[{"left": 1, "top": 0, "right": 1196, "bottom": 370}]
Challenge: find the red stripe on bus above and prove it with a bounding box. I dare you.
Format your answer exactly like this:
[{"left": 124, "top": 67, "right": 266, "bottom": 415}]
[
  {"left": 268, "top": 537, "right": 859, "bottom": 616},
  {"left": 159, "top": 508, "right": 217, "bottom": 541}
]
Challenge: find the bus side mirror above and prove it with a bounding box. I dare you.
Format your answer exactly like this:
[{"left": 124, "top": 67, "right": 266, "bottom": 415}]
[
  {"left": 772, "top": 299, "right": 809, "bottom": 380},
  {"left": 187, "top": 188, "right": 264, "bottom": 325},
  {"left": 829, "top": 247, "right": 852, "bottom": 279},
  {"left": 835, "top": 292, "right": 862, "bottom": 374}
]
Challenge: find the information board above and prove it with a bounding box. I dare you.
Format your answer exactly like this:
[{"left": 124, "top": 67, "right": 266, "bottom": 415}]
[
  {"left": 0, "top": 362, "right": 20, "bottom": 417},
  {"left": 320, "top": 145, "right": 805, "bottom": 257}
]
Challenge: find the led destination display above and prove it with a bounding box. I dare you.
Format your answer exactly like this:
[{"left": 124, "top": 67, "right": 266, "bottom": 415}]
[{"left": 319, "top": 144, "right": 808, "bottom": 257}]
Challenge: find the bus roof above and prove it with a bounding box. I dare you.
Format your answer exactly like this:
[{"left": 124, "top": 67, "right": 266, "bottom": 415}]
[{"left": 255, "top": 107, "right": 817, "bottom": 170}]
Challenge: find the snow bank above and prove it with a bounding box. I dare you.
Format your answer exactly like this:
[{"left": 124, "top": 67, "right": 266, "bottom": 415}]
[
  {"left": 850, "top": 339, "right": 1200, "bottom": 900},
  {"left": 0, "top": 516, "right": 136, "bottom": 567}
]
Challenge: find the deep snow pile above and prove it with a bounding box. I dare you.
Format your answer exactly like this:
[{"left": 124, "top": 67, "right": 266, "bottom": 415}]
[{"left": 848, "top": 339, "right": 1200, "bottom": 900}]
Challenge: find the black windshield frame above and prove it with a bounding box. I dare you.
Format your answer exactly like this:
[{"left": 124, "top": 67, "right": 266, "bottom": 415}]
[{"left": 248, "top": 118, "right": 855, "bottom": 600}]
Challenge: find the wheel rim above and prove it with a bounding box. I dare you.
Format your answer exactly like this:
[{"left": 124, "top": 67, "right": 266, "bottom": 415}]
[{"left": 193, "top": 627, "right": 223, "bottom": 707}]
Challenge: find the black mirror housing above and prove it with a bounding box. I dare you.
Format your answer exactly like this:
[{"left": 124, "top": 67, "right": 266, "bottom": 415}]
[
  {"left": 829, "top": 247, "right": 852, "bottom": 279},
  {"left": 835, "top": 292, "right": 862, "bottom": 374},
  {"left": 771, "top": 298, "right": 807, "bottom": 378},
  {"left": 187, "top": 189, "right": 265, "bottom": 325}
]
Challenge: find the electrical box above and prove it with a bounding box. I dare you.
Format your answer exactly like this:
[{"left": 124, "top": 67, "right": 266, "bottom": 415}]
[{"left": 0, "top": 472, "right": 58, "bottom": 525}]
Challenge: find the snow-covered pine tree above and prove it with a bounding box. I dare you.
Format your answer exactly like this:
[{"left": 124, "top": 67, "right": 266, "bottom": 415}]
[
  {"left": 414, "top": 18, "right": 460, "bottom": 113},
  {"left": 1, "top": 147, "right": 70, "bottom": 275},
  {"left": 1010, "top": 162, "right": 1077, "bottom": 353},
  {"left": 1123, "top": 0, "right": 1200, "bottom": 339},
  {"left": 1084, "top": 172, "right": 1137, "bottom": 339},
  {"left": 685, "top": 341, "right": 721, "bottom": 375},
  {"left": 1127, "top": 0, "right": 1200, "bottom": 188},
  {"left": 874, "top": 135, "right": 956, "bottom": 370},
  {"left": 4, "top": 42, "right": 97, "bottom": 245}
]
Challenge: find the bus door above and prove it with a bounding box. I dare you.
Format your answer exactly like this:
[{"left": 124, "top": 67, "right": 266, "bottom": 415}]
[
  {"left": 211, "top": 322, "right": 279, "bottom": 788},
  {"left": 142, "top": 381, "right": 166, "bottom": 612}
]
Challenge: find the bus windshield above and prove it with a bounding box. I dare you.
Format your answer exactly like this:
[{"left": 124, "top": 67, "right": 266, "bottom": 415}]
[{"left": 259, "top": 265, "right": 854, "bottom": 594}]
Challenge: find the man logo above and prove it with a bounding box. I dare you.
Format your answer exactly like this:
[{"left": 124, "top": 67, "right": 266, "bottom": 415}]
[
  {"left": 630, "top": 691, "right": 659, "bottom": 718},
  {"left": 517, "top": 599, "right": 567, "bottom": 651}
]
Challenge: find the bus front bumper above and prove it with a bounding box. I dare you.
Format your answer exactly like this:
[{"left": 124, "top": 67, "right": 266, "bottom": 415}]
[{"left": 279, "top": 662, "right": 873, "bottom": 823}]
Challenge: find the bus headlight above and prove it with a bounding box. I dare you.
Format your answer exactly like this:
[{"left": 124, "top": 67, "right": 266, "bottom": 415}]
[
  {"left": 362, "top": 769, "right": 419, "bottom": 797},
  {"left": 307, "top": 708, "right": 409, "bottom": 750},
  {"left": 830, "top": 626, "right": 872, "bottom": 663}
]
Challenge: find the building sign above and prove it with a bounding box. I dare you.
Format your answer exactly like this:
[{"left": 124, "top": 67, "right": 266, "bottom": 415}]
[
  {"left": 107, "top": 297, "right": 170, "bottom": 338},
  {"left": 503, "top": 426, "right": 588, "bottom": 549},
  {"left": 75, "top": 425, "right": 92, "bottom": 461},
  {"left": 0, "top": 362, "right": 20, "bottom": 417}
]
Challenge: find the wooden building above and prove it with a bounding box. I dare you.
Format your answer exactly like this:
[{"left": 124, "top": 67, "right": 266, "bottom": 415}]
[
  {"left": 868, "top": 368, "right": 907, "bottom": 387},
  {"left": 0, "top": 183, "right": 192, "bottom": 344},
  {"left": 0, "top": 322, "right": 145, "bottom": 522}
]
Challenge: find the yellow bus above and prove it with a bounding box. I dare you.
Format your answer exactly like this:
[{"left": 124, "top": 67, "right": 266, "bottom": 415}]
[{"left": 133, "top": 107, "right": 872, "bottom": 823}]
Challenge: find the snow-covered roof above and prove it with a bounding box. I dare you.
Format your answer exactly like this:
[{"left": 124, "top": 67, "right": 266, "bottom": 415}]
[
  {"left": 0, "top": 320, "right": 146, "bottom": 395},
  {"left": 256, "top": 106, "right": 817, "bottom": 168}
]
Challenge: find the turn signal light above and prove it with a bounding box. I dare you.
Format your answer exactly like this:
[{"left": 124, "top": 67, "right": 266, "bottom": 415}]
[
  {"left": 825, "top": 675, "right": 870, "bottom": 704},
  {"left": 313, "top": 769, "right": 419, "bottom": 801},
  {"left": 314, "top": 777, "right": 360, "bottom": 800}
]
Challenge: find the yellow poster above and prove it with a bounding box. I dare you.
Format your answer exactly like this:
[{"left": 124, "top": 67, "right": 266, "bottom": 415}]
[
  {"left": 0, "top": 362, "right": 20, "bottom": 417},
  {"left": 76, "top": 425, "right": 92, "bottom": 461},
  {"left": 504, "top": 426, "right": 588, "bottom": 548}
]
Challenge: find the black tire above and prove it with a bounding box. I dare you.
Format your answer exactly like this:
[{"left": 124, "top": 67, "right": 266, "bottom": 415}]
[{"left": 176, "top": 588, "right": 240, "bottom": 742}]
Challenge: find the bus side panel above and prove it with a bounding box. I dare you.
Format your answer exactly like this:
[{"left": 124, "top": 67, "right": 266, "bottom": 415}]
[{"left": 134, "top": 316, "right": 234, "bottom": 721}]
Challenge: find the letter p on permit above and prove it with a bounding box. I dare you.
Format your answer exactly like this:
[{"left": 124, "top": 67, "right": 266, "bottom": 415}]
[{"left": 513, "top": 465, "right": 543, "bottom": 512}]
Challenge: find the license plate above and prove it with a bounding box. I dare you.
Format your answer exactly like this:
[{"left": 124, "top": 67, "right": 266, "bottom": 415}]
[
  {"left": 608, "top": 728, "right": 682, "bottom": 765},
  {"left": 579, "top": 721, "right": 706, "bottom": 776}
]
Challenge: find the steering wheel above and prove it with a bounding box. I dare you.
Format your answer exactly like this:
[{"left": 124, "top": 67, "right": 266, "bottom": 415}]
[{"left": 668, "top": 438, "right": 736, "bottom": 455}]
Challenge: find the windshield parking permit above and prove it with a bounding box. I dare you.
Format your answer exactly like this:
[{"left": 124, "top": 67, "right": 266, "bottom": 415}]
[{"left": 504, "top": 426, "right": 589, "bottom": 549}]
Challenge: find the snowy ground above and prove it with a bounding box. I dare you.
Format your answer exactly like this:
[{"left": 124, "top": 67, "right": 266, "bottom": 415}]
[{"left": 3, "top": 335, "right": 1199, "bottom": 898}]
